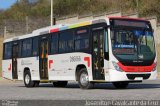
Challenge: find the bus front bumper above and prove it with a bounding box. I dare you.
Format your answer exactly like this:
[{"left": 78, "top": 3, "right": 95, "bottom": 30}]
[{"left": 108, "top": 69, "right": 157, "bottom": 82}]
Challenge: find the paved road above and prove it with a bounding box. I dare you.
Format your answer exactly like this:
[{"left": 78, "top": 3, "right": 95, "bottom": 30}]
[{"left": 0, "top": 80, "right": 160, "bottom": 100}]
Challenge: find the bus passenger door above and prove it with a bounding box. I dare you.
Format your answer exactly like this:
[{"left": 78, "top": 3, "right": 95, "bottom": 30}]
[
  {"left": 12, "top": 42, "right": 19, "bottom": 79},
  {"left": 39, "top": 37, "right": 49, "bottom": 79},
  {"left": 92, "top": 29, "right": 105, "bottom": 80}
]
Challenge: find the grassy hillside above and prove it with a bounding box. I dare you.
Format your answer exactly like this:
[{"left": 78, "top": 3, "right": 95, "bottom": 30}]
[{"left": 0, "top": 0, "right": 160, "bottom": 22}]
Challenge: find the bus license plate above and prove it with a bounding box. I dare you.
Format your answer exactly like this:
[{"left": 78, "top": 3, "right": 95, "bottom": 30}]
[{"left": 135, "top": 77, "right": 143, "bottom": 80}]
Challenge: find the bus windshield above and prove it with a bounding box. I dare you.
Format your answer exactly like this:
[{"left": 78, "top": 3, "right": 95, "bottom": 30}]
[{"left": 111, "top": 28, "right": 155, "bottom": 66}]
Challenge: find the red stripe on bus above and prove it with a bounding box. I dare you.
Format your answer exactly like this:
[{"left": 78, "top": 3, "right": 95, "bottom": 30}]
[
  {"left": 49, "top": 60, "right": 53, "bottom": 69},
  {"left": 118, "top": 62, "right": 155, "bottom": 72},
  {"left": 84, "top": 57, "right": 90, "bottom": 67},
  {"left": 8, "top": 64, "right": 12, "bottom": 71},
  {"left": 50, "top": 28, "right": 59, "bottom": 33}
]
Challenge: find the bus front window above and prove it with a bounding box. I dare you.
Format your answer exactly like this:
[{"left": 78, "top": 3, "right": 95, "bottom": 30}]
[
  {"left": 111, "top": 29, "right": 155, "bottom": 66},
  {"left": 111, "top": 30, "right": 136, "bottom": 55}
]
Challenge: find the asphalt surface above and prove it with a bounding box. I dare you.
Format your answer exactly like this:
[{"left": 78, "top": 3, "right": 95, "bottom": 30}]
[{"left": 0, "top": 80, "right": 160, "bottom": 101}]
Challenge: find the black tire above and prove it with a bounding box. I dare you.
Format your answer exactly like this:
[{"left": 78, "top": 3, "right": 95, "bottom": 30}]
[
  {"left": 24, "top": 70, "right": 35, "bottom": 88},
  {"left": 53, "top": 81, "right": 68, "bottom": 87},
  {"left": 34, "top": 81, "right": 40, "bottom": 87},
  {"left": 78, "top": 68, "right": 93, "bottom": 89},
  {"left": 112, "top": 82, "right": 129, "bottom": 89}
]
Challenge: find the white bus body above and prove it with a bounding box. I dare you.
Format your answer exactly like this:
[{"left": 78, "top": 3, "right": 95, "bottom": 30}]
[{"left": 2, "top": 17, "right": 157, "bottom": 89}]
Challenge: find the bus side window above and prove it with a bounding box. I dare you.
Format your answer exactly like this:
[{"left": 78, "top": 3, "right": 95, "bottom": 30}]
[
  {"left": 32, "top": 37, "right": 39, "bottom": 56},
  {"left": 105, "top": 30, "right": 109, "bottom": 60},
  {"left": 50, "top": 33, "right": 58, "bottom": 54},
  {"left": 22, "top": 39, "right": 32, "bottom": 57},
  {"left": 75, "top": 27, "right": 89, "bottom": 51},
  {"left": 18, "top": 41, "right": 21, "bottom": 57},
  {"left": 4, "top": 43, "right": 12, "bottom": 59},
  {"left": 59, "top": 30, "right": 74, "bottom": 53}
]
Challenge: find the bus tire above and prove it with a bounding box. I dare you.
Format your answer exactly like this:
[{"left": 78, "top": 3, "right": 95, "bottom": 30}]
[
  {"left": 34, "top": 81, "right": 40, "bottom": 87},
  {"left": 112, "top": 82, "right": 129, "bottom": 89},
  {"left": 24, "top": 70, "right": 35, "bottom": 88},
  {"left": 78, "top": 68, "right": 93, "bottom": 89},
  {"left": 53, "top": 81, "right": 68, "bottom": 87}
]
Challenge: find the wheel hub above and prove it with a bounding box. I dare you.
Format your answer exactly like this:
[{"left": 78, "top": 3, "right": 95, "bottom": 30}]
[
  {"left": 80, "top": 72, "right": 89, "bottom": 86},
  {"left": 25, "top": 74, "right": 30, "bottom": 84}
]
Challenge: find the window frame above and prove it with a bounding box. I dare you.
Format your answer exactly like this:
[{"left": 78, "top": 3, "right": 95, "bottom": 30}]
[
  {"left": 21, "top": 38, "right": 32, "bottom": 58},
  {"left": 49, "top": 33, "right": 59, "bottom": 55},
  {"left": 74, "top": 26, "right": 90, "bottom": 51},
  {"left": 32, "top": 37, "right": 39, "bottom": 57},
  {"left": 3, "top": 42, "right": 12, "bottom": 60},
  {"left": 58, "top": 29, "right": 74, "bottom": 53}
]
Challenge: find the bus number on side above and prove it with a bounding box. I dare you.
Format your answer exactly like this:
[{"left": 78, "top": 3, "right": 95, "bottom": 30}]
[{"left": 70, "top": 56, "right": 81, "bottom": 62}]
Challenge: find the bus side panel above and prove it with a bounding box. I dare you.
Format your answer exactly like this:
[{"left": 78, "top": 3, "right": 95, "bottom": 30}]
[
  {"left": 2, "top": 60, "right": 13, "bottom": 80},
  {"left": 104, "top": 59, "right": 110, "bottom": 81},
  {"left": 48, "top": 53, "right": 93, "bottom": 81},
  {"left": 18, "top": 57, "right": 40, "bottom": 81},
  {"left": 17, "top": 58, "right": 22, "bottom": 80}
]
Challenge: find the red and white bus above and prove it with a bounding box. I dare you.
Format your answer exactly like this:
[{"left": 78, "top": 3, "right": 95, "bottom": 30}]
[{"left": 2, "top": 17, "right": 157, "bottom": 89}]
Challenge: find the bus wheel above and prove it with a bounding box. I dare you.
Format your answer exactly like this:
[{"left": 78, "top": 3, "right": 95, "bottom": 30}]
[
  {"left": 112, "top": 82, "right": 129, "bottom": 89},
  {"left": 24, "top": 71, "right": 35, "bottom": 87},
  {"left": 53, "top": 81, "right": 68, "bottom": 87},
  {"left": 34, "top": 81, "right": 40, "bottom": 87},
  {"left": 78, "top": 68, "right": 93, "bottom": 89}
]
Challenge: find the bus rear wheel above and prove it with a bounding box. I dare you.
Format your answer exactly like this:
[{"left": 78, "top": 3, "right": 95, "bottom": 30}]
[
  {"left": 53, "top": 81, "right": 68, "bottom": 87},
  {"left": 24, "top": 71, "right": 35, "bottom": 88},
  {"left": 112, "top": 82, "right": 129, "bottom": 89},
  {"left": 78, "top": 68, "right": 93, "bottom": 89},
  {"left": 34, "top": 81, "right": 40, "bottom": 87}
]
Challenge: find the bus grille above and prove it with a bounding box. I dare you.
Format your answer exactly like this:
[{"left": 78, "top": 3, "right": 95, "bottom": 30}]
[{"left": 126, "top": 74, "right": 151, "bottom": 80}]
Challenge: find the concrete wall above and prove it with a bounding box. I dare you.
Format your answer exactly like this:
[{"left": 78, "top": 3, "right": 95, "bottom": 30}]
[
  {"left": 106, "top": 12, "right": 121, "bottom": 17},
  {"left": 56, "top": 11, "right": 122, "bottom": 25},
  {"left": 123, "top": 13, "right": 138, "bottom": 18},
  {"left": 146, "top": 17, "right": 158, "bottom": 43},
  {"left": 156, "top": 25, "right": 160, "bottom": 44},
  {"left": 56, "top": 16, "right": 78, "bottom": 25}
]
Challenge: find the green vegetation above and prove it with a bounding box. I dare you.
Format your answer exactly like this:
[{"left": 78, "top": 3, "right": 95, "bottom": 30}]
[{"left": 0, "top": 0, "right": 160, "bottom": 22}]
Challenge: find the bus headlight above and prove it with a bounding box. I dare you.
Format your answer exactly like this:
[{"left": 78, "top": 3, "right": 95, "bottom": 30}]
[
  {"left": 152, "top": 63, "right": 157, "bottom": 72},
  {"left": 112, "top": 61, "right": 123, "bottom": 72}
]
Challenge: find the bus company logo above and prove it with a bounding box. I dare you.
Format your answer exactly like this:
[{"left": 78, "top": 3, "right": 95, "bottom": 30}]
[
  {"left": 21, "top": 60, "right": 32, "bottom": 65},
  {"left": 138, "top": 54, "right": 144, "bottom": 59}
]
